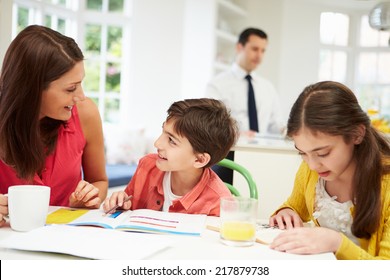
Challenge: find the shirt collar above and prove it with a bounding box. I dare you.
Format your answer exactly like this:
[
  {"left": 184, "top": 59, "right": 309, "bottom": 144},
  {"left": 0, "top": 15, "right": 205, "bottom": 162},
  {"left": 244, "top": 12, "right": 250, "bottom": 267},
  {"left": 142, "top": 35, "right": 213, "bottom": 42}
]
[
  {"left": 232, "top": 63, "right": 256, "bottom": 81},
  {"left": 170, "top": 168, "right": 211, "bottom": 211}
]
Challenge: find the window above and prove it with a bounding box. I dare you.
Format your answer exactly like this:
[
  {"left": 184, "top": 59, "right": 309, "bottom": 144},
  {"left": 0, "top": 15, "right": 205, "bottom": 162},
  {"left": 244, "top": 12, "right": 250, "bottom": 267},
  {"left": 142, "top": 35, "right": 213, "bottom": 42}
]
[
  {"left": 319, "top": 11, "right": 390, "bottom": 119},
  {"left": 12, "top": 0, "right": 131, "bottom": 124},
  {"left": 318, "top": 12, "right": 350, "bottom": 83},
  {"left": 81, "top": 0, "right": 131, "bottom": 123},
  {"left": 12, "top": 0, "right": 77, "bottom": 38},
  {"left": 356, "top": 15, "right": 390, "bottom": 118}
]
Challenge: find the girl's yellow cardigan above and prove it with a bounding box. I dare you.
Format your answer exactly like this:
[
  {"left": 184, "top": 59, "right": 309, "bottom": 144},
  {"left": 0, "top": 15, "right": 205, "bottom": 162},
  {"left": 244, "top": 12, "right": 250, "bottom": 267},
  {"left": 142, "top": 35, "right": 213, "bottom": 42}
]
[{"left": 274, "top": 161, "right": 390, "bottom": 259}]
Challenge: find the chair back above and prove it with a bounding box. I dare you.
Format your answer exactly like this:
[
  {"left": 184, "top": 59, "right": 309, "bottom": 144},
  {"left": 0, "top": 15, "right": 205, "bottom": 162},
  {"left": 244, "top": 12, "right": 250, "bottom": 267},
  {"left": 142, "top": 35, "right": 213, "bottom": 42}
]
[{"left": 216, "top": 158, "right": 258, "bottom": 199}]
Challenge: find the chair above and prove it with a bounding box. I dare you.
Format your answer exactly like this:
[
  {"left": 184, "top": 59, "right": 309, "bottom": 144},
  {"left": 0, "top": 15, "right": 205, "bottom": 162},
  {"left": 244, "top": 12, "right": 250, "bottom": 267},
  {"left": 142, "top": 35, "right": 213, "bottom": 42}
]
[{"left": 216, "top": 158, "right": 258, "bottom": 199}]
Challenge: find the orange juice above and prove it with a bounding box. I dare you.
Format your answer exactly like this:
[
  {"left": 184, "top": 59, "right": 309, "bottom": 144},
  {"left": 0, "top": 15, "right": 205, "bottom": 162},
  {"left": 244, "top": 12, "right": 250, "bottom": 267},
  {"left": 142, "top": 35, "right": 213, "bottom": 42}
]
[{"left": 221, "top": 221, "right": 256, "bottom": 241}]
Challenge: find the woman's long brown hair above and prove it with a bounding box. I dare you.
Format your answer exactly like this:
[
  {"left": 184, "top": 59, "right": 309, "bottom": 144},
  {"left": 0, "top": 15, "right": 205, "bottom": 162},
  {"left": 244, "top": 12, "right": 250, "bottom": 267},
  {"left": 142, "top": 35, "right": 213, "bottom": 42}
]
[
  {"left": 287, "top": 81, "right": 390, "bottom": 238},
  {"left": 0, "top": 25, "right": 84, "bottom": 181}
]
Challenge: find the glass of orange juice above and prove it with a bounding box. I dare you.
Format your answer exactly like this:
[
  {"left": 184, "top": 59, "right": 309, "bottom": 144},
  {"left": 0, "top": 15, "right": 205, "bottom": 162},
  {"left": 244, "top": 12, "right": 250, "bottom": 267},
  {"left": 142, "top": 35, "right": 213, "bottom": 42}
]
[{"left": 220, "top": 197, "right": 258, "bottom": 246}]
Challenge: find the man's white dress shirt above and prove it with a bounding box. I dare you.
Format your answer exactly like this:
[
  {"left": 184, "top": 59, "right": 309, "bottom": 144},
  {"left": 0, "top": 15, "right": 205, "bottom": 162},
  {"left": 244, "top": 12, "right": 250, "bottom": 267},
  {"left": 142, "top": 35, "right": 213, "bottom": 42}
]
[{"left": 206, "top": 63, "right": 285, "bottom": 135}]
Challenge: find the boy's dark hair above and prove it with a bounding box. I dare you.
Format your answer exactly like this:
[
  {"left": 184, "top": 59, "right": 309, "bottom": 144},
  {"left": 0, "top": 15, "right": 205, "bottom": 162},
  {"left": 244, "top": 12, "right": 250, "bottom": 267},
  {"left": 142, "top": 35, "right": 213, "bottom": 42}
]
[
  {"left": 166, "top": 98, "right": 238, "bottom": 168},
  {"left": 238, "top": 27, "right": 268, "bottom": 45}
]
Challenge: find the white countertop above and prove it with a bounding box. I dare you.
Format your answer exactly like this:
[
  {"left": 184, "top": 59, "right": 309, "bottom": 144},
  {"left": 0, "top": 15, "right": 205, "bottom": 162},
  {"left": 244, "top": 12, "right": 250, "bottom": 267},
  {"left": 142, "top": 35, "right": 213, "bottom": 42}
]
[{"left": 234, "top": 135, "right": 296, "bottom": 153}]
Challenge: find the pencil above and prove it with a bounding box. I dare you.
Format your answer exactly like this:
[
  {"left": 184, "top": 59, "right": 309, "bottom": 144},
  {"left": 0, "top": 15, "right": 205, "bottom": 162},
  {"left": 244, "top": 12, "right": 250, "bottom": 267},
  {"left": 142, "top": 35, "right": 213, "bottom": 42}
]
[
  {"left": 103, "top": 195, "right": 133, "bottom": 216},
  {"left": 206, "top": 224, "right": 269, "bottom": 245}
]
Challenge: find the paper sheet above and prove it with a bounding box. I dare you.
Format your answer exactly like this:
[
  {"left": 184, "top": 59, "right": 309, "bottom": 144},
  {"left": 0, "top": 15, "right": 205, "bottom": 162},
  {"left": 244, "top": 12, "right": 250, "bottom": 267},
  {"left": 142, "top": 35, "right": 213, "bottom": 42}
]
[{"left": 0, "top": 225, "right": 174, "bottom": 259}]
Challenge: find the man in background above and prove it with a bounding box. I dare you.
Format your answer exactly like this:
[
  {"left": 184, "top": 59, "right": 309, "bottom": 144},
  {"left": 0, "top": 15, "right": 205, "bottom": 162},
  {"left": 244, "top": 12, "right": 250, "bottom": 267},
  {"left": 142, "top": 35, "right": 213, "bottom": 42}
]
[{"left": 206, "top": 27, "right": 285, "bottom": 183}]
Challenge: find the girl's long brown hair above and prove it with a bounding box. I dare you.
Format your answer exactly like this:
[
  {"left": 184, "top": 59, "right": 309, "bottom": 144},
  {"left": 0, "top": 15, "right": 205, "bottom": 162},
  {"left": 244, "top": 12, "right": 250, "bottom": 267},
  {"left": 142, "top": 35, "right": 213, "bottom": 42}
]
[
  {"left": 0, "top": 25, "right": 84, "bottom": 181},
  {"left": 287, "top": 81, "right": 390, "bottom": 238}
]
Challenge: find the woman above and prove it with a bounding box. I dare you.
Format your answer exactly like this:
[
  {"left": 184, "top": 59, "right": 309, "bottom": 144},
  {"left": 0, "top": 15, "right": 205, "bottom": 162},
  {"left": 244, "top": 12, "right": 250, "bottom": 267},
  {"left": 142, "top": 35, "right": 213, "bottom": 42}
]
[
  {"left": 0, "top": 25, "right": 108, "bottom": 226},
  {"left": 269, "top": 81, "right": 390, "bottom": 259}
]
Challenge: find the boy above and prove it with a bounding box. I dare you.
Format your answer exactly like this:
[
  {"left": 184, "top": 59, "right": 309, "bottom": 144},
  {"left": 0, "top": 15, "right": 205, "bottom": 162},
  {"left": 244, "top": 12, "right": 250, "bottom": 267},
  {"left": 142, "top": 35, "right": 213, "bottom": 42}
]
[{"left": 103, "top": 98, "right": 238, "bottom": 216}]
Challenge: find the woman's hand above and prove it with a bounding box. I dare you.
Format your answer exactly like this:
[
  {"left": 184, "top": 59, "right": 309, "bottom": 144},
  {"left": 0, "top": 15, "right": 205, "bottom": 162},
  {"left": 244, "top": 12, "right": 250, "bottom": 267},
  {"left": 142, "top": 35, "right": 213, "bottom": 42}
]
[
  {"left": 0, "top": 194, "right": 8, "bottom": 227},
  {"left": 270, "top": 227, "right": 342, "bottom": 255},
  {"left": 269, "top": 208, "right": 303, "bottom": 229},
  {"left": 103, "top": 191, "right": 132, "bottom": 214},
  {"left": 69, "top": 180, "right": 101, "bottom": 208}
]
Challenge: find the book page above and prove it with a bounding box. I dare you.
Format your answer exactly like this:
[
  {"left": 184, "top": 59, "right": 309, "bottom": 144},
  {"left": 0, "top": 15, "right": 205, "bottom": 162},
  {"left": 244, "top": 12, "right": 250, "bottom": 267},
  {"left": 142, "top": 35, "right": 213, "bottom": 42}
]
[
  {"left": 46, "top": 208, "right": 207, "bottom": 235},
  {"left": 46, "top": 208, "right": 89, "bottom": 224},
  {"left": 46, "top": 208, "right": 132, "bottom": 229},
  {"left": 116, "top": 209, "right": 207, "bottom": 235}
]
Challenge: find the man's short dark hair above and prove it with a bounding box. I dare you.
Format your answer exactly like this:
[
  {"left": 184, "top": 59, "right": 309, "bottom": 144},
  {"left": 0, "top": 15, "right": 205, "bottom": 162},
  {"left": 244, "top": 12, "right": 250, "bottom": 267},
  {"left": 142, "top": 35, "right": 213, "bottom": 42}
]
[{"left": 238, "top": 27, "right": 268, "bottom": 45}]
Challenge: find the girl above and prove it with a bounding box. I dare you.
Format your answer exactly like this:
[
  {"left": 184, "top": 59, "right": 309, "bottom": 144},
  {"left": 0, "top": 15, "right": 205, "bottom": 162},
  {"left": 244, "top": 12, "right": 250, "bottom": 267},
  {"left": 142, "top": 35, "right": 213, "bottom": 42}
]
[{"left": 269, "top": 81, "right": 390, "bottom": 259}]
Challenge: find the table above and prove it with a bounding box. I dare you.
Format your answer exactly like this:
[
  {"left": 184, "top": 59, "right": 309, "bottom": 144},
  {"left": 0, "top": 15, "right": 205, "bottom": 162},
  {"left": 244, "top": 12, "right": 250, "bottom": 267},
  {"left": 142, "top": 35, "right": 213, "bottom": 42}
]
[{"left": 0, "top": 207, "right": 335, "bottom": 260}]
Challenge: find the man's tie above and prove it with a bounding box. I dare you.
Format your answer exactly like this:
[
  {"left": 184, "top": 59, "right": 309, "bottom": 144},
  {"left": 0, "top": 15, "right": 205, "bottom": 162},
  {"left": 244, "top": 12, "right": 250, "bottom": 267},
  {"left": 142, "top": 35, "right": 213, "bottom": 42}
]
[{"left": 245, "top": 75, "right": 259, "bottom": 132}]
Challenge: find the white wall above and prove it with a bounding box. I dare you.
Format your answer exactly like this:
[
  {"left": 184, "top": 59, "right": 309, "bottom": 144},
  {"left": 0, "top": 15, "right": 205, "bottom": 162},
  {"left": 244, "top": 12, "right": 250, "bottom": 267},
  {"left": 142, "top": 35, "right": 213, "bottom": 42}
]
[
  {"left": 181, "top": 0, "right": 215, "bottom": 100},
  {"left": 128, "top": 0, "right": 186, "bottom": 138}
]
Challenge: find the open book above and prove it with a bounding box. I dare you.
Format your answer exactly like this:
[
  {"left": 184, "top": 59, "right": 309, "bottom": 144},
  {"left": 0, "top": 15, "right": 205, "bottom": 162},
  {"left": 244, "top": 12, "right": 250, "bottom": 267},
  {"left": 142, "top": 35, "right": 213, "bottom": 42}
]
[{"left": 46, "top": 208, "right": 207, "bottom": 236}]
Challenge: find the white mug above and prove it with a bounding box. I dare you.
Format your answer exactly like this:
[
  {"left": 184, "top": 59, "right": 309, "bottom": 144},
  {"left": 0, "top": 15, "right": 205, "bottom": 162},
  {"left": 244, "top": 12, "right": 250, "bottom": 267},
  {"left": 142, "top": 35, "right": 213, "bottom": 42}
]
[{"left": 8, "top": 185, "right": 51, "bottom": 232}]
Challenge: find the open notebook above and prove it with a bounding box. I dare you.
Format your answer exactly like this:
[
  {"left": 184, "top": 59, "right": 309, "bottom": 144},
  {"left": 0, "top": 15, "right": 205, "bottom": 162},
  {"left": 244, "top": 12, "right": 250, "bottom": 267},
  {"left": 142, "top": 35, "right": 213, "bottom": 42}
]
[{"left": 46, "top": 208, "right": 207, "bottom": 236}]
